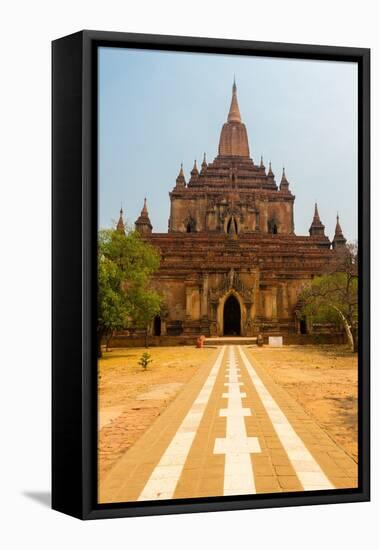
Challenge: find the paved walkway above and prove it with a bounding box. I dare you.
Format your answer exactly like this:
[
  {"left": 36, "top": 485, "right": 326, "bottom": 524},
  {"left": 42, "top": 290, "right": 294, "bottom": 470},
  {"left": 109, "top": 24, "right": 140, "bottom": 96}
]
[{"left": 99, "top": 345, "right": 358, "bottom": 503}]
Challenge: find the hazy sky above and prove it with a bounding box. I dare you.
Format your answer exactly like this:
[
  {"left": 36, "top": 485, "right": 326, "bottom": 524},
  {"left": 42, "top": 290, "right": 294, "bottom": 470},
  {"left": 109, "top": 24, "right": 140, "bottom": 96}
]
[{"left": 98, "top": 47, "right": 357, "bottom": 241}]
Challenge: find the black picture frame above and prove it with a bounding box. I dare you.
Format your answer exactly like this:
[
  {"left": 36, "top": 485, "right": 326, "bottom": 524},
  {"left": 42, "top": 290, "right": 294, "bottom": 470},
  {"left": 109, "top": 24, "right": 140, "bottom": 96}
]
[{"left": 52, "top": 30, "right": 370, "bottom": 520}]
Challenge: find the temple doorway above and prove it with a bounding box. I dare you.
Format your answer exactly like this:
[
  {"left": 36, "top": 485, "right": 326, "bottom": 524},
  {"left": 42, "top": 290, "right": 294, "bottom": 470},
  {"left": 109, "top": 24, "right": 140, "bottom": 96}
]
[
  {"left": 153, "top": 315, "right": 161, "bottom": 336},
  {"left": 223, "top": 294, "right": 241, "bottom": 336},
  {"left": 300, "top": 318, "right": 307, "bottom": 335}
]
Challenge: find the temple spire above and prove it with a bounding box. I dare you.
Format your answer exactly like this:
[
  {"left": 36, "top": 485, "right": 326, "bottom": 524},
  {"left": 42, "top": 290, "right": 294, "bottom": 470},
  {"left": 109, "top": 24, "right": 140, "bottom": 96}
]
[
  {"left": 201, "top": 152, "right": 207, "bottom": 173},
  {"left": 218, "top": 80, "right": 250, "bottom": 157},
  {"left": 116, "top": 206, "right": 126, "bottom": 235},
  {"left": 227, "top": 78, "right": 242, "bottom": 123},
  {"left": 314, "top": 203, "right": 321, "bottom": 222},
  {"left": 332, "top": 213, "right": 347, "bottom": 249},
  {"left": 142, "top": 197, "right": 148, "bottom": 214},
  {"left": 135, "top": 197, "right": 153, "bottom": 235},
  {"left": 191, "top": 159, "right": 199, "bottom": 176},
  {"left": 309, "top": 202, "right": 325, "bottom": 237},
  {"left": 175, "top": 162, "right": 186, "bottom": 188},
  {"left": 280, "top": 166, "right": 290, "bottom": 192},
  {"left": 188, "top": 159, "right": 200, "bottom": 187},
  {"left": 335, "top": 213, "right": 343, "bottom": 235}
]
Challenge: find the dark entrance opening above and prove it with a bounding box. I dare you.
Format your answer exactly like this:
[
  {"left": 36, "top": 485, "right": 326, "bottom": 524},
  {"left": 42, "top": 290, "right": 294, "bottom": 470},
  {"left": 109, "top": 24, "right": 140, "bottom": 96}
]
[
  {"left": 223, "top": 295, "right": 241, "bottom": 336},
  {"left": 300, "top": 319, "right": 307, "bottom": 335},
  {"left": 227, "top": 217, "right": 238, "bottom": 235},
  {"left": 268, "top": 219, "right": 278, "bottom": 234},
  {"left": 153, "top": 315, "right": 161, "bottom": 336}
]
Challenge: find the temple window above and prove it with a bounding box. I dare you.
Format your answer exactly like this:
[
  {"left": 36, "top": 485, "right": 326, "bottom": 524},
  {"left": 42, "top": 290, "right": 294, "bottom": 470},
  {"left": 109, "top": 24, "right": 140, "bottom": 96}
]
[
  {"left": 186, "top": 217, "right": 196, "bottom": 233},
  {"left": 268, "top": 218, "right": 279, "bottom": 234},
  {"left": 227, "top": 217, "right": 238, "bottom": 234}
]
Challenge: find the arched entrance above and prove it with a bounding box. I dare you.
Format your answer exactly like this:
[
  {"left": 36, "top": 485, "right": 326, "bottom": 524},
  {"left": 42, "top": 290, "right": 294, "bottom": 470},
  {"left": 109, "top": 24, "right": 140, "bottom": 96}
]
[{"left": 223, "top": 294, "right": 241, "bottom": 336}]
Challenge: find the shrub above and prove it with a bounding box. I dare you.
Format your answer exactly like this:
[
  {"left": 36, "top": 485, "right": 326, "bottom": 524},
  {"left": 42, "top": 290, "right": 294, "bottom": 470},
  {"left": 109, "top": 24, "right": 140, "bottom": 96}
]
[{"left": 138, "top": 351, "right": 153, "bottom": 370}]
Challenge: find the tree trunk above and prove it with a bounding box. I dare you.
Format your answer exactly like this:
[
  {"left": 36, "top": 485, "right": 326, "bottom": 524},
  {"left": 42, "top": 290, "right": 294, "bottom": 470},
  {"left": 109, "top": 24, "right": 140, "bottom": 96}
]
[
  {"left": 145, "top": 328, "right": 148, "bottom": 348},
  {"left": 97, "top": 327, "right": 104, "bottom": 358},
  {"left": 332, "top": 306, "right": 355, "bottom": 352},
  {"left": 105, "top": 330, "right": 114, "bottom": 352}
]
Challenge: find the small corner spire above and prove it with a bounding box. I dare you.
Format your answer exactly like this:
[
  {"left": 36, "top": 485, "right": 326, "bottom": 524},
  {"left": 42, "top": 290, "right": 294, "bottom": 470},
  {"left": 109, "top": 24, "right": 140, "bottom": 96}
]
[
  {"left": 309, "top": 202, "right": 325, "bottom": 237},
  {"left": 260, "top": 155, "right": 266, "bottom": 173},
  {"left": 280, "top": 166, "right": 290, "bottom": 192},
  {"left": 116, "top": 204, "right": 126, "bottom": 235},
  {"left": 135, "top": 196, "right": 152, "bottom": 235},
  {"left": 281, "top": 166, "right": 288, "bottom": 183},
  {"left": 201, "top": 152, "right": 207, "bottom": 172},
  {"left": 332, "top": 212, "right": 347, "bottom": 249},
  {"left": 142, "top": 197, "right": 148, "bottom": 214},
  {"left": 175, "top": 162, "right": 186, "bottom": 187},
  {"left": 335, "top": 212, "right": 344, "bottom": 236},
  {"left": 191, "top": 159, "right": 199, "bottom": 176},
  {"left": 188, "top": 159, "right": 199, "bottom": 186}
]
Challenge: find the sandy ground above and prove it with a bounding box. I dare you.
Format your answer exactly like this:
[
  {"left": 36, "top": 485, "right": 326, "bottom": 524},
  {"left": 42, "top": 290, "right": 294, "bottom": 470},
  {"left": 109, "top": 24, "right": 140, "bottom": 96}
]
[
  {"left": 248, "top": 345, "right": 358, "bottom": 461},
  {"left": 98, "top": 346, "right": 218, "bottom": 480}
]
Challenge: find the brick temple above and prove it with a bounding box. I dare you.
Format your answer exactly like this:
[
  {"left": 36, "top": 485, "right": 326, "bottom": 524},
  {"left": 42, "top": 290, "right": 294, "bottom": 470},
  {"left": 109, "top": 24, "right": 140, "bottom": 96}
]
[{"left": 117, "top": 81, "right": 347, "bottom": 342}]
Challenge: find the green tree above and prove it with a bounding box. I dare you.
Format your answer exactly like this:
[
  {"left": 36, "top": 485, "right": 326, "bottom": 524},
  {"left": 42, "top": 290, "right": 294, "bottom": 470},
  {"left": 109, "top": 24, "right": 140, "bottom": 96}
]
[
  {"left": 300, "top": 243, "right": 358, "bottom": 352},
  {"left": 98, "top": 254, "right": 129, "bottom": 356},
  {"left": 129, "top": 286, "right": 162, "bottom": 347},
  {"left": 97, "top": 228, "right": 161, "bottom": 357}
]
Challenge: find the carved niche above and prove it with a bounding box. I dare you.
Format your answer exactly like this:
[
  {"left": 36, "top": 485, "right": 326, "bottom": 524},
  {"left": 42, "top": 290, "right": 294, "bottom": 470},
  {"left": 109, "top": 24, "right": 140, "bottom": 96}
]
[
  {"left": 208, "top": 268, "right": 254, "bottom": 305},
  {"left": 184, "top": 213, "right": 197, "bottom": 233}
]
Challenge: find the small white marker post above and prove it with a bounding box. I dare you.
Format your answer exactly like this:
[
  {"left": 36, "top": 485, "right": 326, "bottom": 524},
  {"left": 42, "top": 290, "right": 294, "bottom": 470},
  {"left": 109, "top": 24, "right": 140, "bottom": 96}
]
[{"left": 268, "top": 336, "right": 283, "bottom": 347}]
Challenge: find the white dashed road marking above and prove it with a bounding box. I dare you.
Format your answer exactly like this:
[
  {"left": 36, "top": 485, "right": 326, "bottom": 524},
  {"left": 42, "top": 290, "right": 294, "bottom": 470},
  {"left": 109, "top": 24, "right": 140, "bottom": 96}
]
[
  {"left": 214, "top": 346, "right": 261, "bottom": 495},
  {"left": 238, "top": 345, "right": 334, "bottom": 491},
  {"left": 137, "top": 346, "right": 226, "bottom": 501},
  {"left": 136, "top": 344, "right": 334, "bottom": 502}
]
